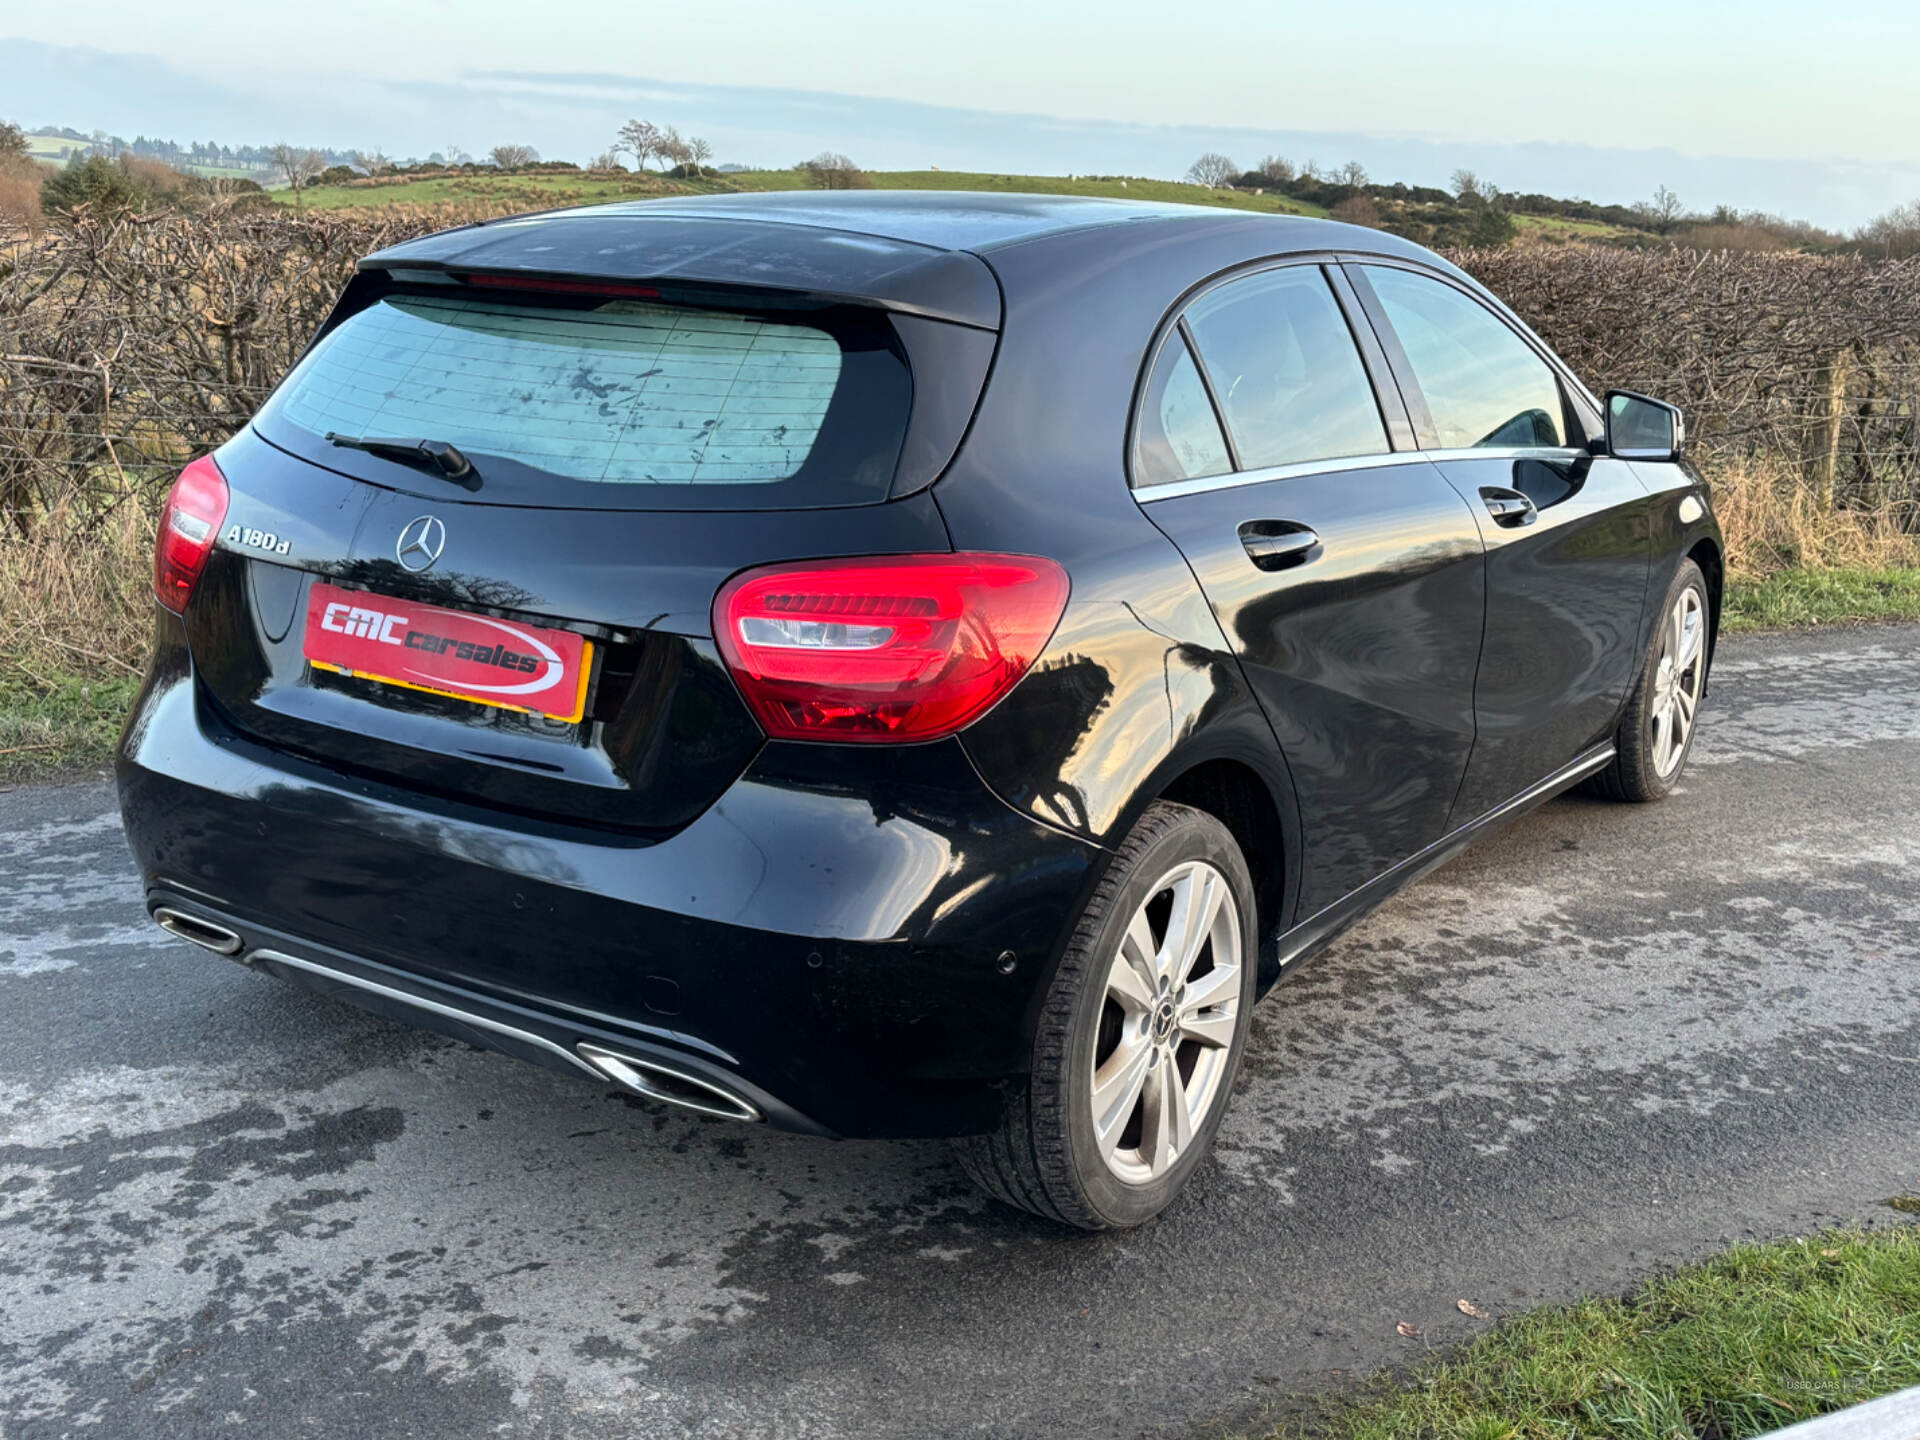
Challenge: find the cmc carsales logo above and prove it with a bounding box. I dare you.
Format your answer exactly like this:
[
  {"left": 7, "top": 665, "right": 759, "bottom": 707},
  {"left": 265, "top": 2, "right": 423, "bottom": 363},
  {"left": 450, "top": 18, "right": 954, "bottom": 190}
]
[{"left": 317, "top": 597, "right": 560, "bottom": 691}]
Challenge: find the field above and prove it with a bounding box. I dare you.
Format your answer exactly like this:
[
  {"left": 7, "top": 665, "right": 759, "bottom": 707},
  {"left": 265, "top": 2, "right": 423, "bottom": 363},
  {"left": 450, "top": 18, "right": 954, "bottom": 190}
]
[
  {"left": 21, "top": 133, "right": 265, "bottom": 182},
  {"left": 1513, "top": 211, "right": 1640, "bottom": 243},
  {"left": 281, "top": 166, "right": 1328, "bottom": 217},
  {"left": 21, "top": 133, "right": 83, "bottom": 165}
]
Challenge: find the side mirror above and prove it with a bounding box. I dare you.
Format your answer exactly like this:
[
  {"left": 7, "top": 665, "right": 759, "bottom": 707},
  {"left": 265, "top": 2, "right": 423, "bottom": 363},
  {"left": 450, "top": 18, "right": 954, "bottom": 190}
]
[{"left": 1605, "top": 390, "right": 1685, "bottom": 462}]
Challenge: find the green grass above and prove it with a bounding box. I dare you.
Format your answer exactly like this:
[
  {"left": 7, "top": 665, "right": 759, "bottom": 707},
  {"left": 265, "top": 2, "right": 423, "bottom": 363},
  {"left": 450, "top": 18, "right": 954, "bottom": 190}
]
[
  {"left": 731, "top": 167, "right": 1327, "bottom": 216},
  {"left": 1724, "top": 567, "right": 1920, "bottom": 632},
  {"left": 282, "top": 170, "right": 737, "bottom": 210},
  {"left": 0, "top": 669, "right": 140, "bottom": 786},
  {"left": 1271, "top": 1225, "right": 1920, "bottom": 1440},
  {"left": 22, "top": 132, "right": 84, "bottom": 163},
  {"left": 1512, "top": 212, "right": 1638, "bottom": 243},
  {"left": 287, "top": 167, "right": 1327, "bottom": 217}
]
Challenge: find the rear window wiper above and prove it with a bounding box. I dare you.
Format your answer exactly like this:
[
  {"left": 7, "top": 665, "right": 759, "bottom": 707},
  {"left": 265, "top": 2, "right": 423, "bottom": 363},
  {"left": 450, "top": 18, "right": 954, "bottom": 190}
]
[{"left": 326, "top": 434, "right": 480, "bottom": 489}]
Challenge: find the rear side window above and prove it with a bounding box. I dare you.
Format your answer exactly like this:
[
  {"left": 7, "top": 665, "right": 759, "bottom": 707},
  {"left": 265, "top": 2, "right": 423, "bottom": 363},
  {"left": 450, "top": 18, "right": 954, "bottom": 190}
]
[
  {"left": 261, "top": 291, "right": 911, "bottom": 510},
  {"left": 1183, "top": 267, "right": 1388, "bottom": 471},
  {"left": 1360, "top": 267, "right": 1567, "bottom": 450},
  {"left": 1133, "top": 334, "right": 1232, "bottom": 488}
]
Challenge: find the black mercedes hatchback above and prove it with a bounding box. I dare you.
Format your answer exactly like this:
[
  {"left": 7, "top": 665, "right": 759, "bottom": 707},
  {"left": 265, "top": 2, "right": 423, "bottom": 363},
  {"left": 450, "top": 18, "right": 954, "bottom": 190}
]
[{"left": 120, "top": 192, "right": 1722, "bottom": 1228}]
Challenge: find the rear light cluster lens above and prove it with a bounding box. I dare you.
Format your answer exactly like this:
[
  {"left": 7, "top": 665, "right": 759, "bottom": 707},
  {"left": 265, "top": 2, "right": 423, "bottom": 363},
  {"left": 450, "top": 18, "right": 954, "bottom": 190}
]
[
  {"left": 714, "top": 554, "right": 1070, "bottom": 743},
  {"left": 153, "top": 454, "right": 230, "bottom": 614}
]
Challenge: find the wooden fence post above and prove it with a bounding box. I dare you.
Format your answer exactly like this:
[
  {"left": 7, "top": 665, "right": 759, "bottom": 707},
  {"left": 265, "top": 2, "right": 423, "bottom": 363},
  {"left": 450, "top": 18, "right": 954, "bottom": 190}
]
[{"left": 1804, "top": 351, "right": 1848, "bottom": 512}]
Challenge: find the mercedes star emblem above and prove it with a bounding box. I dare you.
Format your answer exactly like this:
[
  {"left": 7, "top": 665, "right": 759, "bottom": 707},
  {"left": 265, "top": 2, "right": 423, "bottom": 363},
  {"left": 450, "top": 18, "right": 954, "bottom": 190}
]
[{"left": 395, "top": 515, "right": 446, "bottom": 573}]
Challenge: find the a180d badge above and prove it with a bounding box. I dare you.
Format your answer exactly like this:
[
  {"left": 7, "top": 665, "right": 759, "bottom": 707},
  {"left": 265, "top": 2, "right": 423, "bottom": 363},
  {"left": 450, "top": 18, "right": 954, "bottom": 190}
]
[{"left": 225, "top": 524, "right": 291, "bottom": 557}]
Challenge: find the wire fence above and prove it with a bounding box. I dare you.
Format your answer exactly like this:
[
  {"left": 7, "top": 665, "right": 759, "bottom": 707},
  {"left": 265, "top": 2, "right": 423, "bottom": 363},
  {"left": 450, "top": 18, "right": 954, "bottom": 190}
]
[{"left": 4, "top": 209, "right": 1920, "bottom": 535}]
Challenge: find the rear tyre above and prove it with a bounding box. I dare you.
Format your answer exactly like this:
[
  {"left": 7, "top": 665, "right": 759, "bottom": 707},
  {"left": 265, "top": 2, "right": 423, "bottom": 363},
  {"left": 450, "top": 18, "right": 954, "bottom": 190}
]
[
  {"left": 954, "top": 801, "right": 1258, "bottom": 1230},
  {"left": 1587, "top": 558, "right": 1710, "bottom": 803}
]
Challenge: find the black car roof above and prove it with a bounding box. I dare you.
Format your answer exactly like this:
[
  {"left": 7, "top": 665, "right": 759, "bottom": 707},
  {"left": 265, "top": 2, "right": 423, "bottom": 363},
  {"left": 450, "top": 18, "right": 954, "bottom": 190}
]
[{"left": 360, "top": 190, "right": 1452, "bottom": 330}]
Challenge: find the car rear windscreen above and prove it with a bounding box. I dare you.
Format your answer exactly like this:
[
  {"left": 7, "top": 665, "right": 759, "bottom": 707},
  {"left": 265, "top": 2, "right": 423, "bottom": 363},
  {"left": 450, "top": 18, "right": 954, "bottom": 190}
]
[{"left": 257, "top": 289, "right": 912, "bottom": 510}]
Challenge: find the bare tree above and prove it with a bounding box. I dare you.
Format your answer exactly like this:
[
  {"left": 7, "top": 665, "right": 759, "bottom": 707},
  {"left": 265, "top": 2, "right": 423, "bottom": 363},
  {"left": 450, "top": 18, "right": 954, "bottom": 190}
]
[
  {"left": 588, "top": 150, "right": 625, "bottom": 172},
  {"left": 795, "top": 152, "right": 870, "bottom": 189},
  {"left": 0, "top": 121, "right": 26, "bottom": 161},
  {"left": 1336, "top": 160, "right": 1369, "bottom": 188},
  {"left": 444, "top": 144, "right": 472, "bottom": 167},
  {"left": 685, "top": 136, "right": 713, "bottom": 177},
  {"left": 618, "top": 119, "right": 663, "bottom": 171},
  {"left": 1257, "top": 154, "right": 1295, "bottom": 185},
  {"left": 1452, "top": 168, "right": 1482, "bottom": 201},
  {"left": 1638, "top": 184, "right": 1686, "bottom": 232},
  {"left": 656, "top": 125, "right": 690, "bottom": 172},
  {"left": 1299, "top": 159, "right": 1323, "bottom": 182},
  {"left": 1185, "top": 152, "right": 1239, "bottom": 188},
  {"left": 489, "top": 144, "right": 539, "bottom": 170},
  {"left": 1856, "top": 198, "right": 1920, "bottom": 259},
  {"left": 352, "top": 149, "right": 391, "bottom": 176},
  {"left": 267, "top": 143, "right": 326, "bottom": 204}
]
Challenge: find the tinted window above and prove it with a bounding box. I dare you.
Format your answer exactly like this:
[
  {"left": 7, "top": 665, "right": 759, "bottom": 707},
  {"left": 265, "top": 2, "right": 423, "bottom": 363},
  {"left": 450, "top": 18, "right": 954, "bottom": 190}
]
[
  {"left": 1362, "top": 267, "right": 1567, "bottom": 450},
  {"left": 1183, "top": 267, "right": 1388, "bottom": 470},
  {"left": 262, "top": 291, "right": 911, "bottom": 509},
  {"left": 1133, "top": 334, "right": 1232, "bottom": 488}
]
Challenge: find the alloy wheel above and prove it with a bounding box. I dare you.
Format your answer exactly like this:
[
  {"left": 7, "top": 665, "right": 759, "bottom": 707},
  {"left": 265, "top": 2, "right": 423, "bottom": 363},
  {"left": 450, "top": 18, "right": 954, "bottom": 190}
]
[
  {"left": 1650, "top": 585, "right": 1707, "bottom": 778},
  {"left": 1091, "top": 859, "right": 1243, "bottom": 1183}
]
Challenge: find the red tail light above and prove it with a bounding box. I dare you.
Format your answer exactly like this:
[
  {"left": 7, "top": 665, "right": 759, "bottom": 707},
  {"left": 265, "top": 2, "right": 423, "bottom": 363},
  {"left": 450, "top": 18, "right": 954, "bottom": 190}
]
[
  {"left": 714, "top": 554, "right": 1070, "bottom": 743},
  {"left": 154, "top": 454, "right": 230, "bottom": 614}
]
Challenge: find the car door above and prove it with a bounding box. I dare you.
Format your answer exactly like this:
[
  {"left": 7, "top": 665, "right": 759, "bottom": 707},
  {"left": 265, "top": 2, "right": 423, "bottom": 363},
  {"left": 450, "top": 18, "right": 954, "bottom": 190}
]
[
  {"left": 1133, "top": 260, "right": 1488, "bottom": 918},
  {"left": 1347, "top": 262, "right": 1656, "bottom": 823}
]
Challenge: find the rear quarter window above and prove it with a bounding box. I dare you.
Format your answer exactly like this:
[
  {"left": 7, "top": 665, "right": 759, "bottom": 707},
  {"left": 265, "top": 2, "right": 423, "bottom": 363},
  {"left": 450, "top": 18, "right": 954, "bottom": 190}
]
[{"left": 257, "top": 289, "right": 912, "bottom": 510}]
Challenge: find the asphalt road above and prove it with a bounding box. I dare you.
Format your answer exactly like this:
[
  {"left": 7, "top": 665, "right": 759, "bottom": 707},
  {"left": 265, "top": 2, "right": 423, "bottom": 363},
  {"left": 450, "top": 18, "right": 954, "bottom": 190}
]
[{"left": 4, "top": 623, "right": 1919, "bottom": 1439}]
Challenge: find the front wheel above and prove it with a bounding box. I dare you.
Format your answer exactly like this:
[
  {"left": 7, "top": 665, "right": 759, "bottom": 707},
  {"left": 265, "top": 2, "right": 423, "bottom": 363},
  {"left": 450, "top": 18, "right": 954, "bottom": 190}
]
[
  {"left": 954, "top": 801, "right": 1258, "bottom": 1230},
  {"left": 1588, "top": 558, "right": 1711, "bottom": 803}
]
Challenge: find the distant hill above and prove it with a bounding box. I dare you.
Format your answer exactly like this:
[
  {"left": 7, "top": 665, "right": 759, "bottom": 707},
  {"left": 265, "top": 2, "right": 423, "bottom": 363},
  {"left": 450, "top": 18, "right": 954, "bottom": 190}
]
[{"left": 17, "top": 113, "right": 1845, "bottom": 252}]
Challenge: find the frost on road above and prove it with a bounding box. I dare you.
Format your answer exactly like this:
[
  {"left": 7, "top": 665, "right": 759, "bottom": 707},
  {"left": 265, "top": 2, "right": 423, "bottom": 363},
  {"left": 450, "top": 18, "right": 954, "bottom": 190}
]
[{"left": 3, "top": 624, "right": 1919, "bottom": 1439}]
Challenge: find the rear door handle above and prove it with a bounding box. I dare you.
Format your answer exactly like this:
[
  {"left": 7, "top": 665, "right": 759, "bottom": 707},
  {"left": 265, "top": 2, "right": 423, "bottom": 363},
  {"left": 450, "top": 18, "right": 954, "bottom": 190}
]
[
  {"left": 1479, "top": 486, "right": 1537, "bottom": 527},
  {"left": 1238, "top": 522, "right": 1321, "bottom": 571}
]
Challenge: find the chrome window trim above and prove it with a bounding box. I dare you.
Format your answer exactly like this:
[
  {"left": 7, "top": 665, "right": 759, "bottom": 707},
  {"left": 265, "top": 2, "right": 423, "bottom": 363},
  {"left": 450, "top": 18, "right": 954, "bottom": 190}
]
[
  {"left": 1422, "top": 445, "right": 1588, "bottom": 464},
  {"left": 1135, "top": 450, "right": 1421, "bottom": 502},
  {"left": 1132, "top": 445, "right": 1588, "bottom": 504}
]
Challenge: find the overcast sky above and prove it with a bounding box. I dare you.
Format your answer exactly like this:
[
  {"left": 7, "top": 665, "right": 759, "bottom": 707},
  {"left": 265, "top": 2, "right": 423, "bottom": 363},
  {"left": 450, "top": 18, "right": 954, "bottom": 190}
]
[{"left": 6, "top": 1, "right": 1918, "bottom": 226}]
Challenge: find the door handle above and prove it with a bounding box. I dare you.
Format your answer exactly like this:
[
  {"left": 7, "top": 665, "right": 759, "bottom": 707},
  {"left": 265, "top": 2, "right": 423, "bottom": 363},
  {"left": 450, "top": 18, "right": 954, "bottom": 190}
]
[
  {"left": 1479, "top": 486, "right": 1537, "bottom": 527},
  {"left": 1238, "top": 522, "right": 1321, "bottom": 571}
]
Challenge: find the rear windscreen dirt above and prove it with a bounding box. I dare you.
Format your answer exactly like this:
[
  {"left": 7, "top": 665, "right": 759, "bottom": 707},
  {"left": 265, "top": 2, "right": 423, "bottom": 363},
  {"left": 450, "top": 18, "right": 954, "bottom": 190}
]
[{"left": 254, "top": 289, "right": 912, "bottom": 510}]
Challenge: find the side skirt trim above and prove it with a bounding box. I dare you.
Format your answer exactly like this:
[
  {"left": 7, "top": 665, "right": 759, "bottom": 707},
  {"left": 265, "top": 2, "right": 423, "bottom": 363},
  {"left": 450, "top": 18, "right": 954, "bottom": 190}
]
[{"left": 1270, "top": 742, "right": 1616, "bottom": 976}]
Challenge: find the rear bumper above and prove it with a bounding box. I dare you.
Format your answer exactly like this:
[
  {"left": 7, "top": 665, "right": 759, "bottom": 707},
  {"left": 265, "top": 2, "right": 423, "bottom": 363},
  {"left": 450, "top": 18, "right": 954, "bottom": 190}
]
[{"left": 117, "top": 613, "right": 1106, "bottom": 1138}]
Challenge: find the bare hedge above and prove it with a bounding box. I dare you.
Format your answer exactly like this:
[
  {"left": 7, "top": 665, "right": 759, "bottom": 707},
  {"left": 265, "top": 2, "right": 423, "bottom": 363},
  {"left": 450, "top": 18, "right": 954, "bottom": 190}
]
[
  {"left": 1448, "top": 245, "right": 1920, "bottom": 508},
  {"left": 0, "top": 205, "right": 496, "bottom": 529},
  {"left": 4, "top": 209, "right": 1920, "bottom": 533}
]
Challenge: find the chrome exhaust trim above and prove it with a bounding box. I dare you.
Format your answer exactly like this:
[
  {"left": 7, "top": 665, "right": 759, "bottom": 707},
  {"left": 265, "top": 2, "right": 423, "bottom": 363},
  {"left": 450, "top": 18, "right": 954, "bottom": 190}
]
[
  {"left": 246, "top": 947, "right": 606, "bottom": 1081},
  {"left": 576, "top": 1042, "right": 763, "bottom": 1123},
  {"left": 152, "top": 907, "right": 244, "bottom": 957}
]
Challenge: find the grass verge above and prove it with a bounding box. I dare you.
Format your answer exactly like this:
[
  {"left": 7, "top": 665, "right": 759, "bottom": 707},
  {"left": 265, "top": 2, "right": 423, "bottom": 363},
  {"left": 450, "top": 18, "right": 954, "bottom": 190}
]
[
  {"left": 0, "top": 500, "right": 151, "bottom": 787},
  {"left": 1723, "top": 567, "right": 1920, "bottom": 632},
  {"left": 0, "top": 670, "right": 140, "bottom": 784},
  {"left": 1271, "top": 1224, "right": 1920, "bottom": 1440}
]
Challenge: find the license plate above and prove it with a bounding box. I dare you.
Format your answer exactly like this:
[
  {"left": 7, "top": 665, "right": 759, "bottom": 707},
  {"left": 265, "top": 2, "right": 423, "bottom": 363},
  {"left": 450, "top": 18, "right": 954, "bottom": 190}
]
[{"left": 304, "top": 582, "right": 592, "bottom": 722}]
